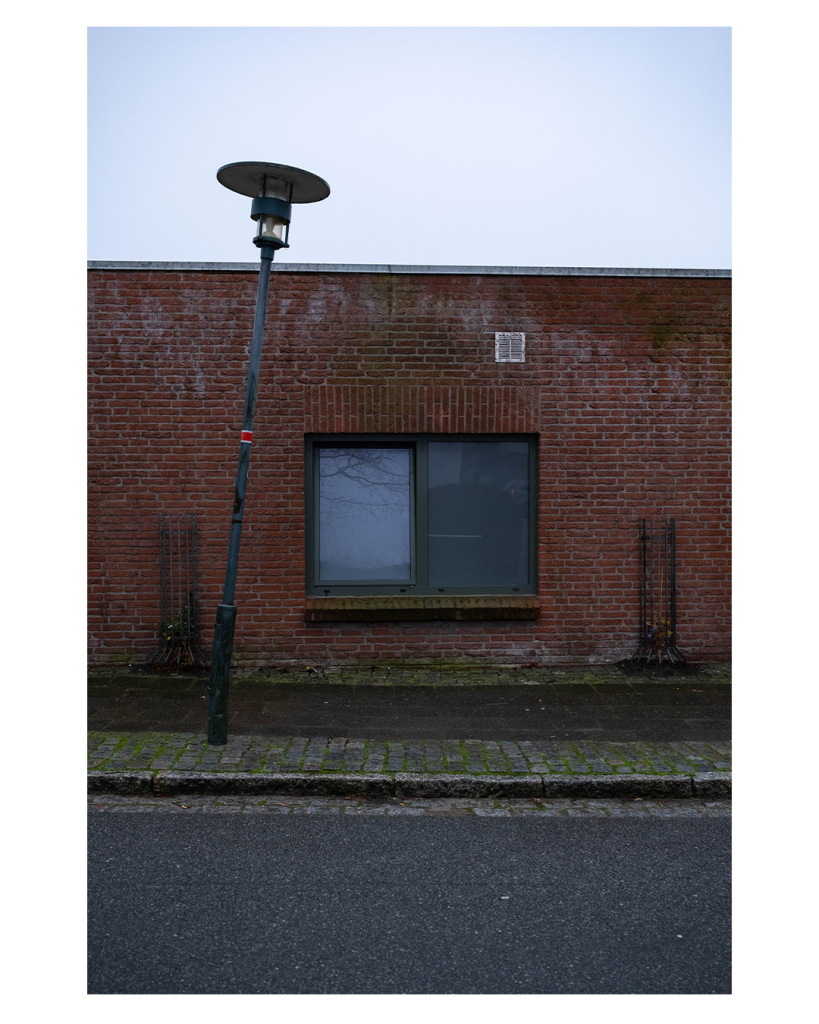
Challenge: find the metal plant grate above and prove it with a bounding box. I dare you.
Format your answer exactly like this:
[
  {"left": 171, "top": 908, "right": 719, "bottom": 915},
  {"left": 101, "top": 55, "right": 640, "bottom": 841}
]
[
  {"left": 635, "top": 517, "right": 685, "bottom": 665},
  {"left": 150, "top": 512, "right": 207, "bottom": 668}
]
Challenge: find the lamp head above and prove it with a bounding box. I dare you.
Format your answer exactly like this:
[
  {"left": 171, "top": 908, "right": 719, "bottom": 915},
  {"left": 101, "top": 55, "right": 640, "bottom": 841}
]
[{"left": 216, "top": 161, "right": 330, "bottom": 250}]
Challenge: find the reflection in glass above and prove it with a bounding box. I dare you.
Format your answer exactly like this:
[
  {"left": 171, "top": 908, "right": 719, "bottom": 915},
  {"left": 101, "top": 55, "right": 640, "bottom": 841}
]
[
  {"left": 318, "top": 447, "right": 412, "bottom": 581},
  {"left": 428, "top": 441, "right": 530, "bottom": 586}
]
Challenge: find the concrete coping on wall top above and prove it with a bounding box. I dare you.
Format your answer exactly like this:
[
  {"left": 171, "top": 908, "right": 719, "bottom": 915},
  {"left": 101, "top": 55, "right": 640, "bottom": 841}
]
[{"left": 87, "top": 261, "right": 731, "bottom": 279}]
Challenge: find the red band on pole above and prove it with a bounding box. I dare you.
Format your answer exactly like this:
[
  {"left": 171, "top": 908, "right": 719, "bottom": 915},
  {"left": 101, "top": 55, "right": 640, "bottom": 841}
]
[{"left": 241, "top": 431, "right": 253, "bottom": 444}]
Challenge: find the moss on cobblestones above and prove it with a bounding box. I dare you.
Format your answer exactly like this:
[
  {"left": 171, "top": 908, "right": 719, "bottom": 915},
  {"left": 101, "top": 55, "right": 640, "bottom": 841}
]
[{"left": 87, "top": 732, "right": 731, "bottom": 776}]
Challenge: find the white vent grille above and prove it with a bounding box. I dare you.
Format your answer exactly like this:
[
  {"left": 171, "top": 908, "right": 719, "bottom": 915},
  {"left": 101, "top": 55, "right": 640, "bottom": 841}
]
[{"left": 495, "top": 332, "right": 526, "bottom": 362}]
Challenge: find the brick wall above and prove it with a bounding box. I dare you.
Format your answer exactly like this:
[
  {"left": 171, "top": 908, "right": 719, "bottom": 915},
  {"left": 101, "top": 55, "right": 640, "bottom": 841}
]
[{"left": 88, "top": 267, "right": 731, "bottom": 667}]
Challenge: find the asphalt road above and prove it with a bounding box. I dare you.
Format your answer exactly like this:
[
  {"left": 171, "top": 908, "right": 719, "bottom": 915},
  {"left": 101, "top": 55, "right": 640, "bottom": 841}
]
[{"left": 88, "top": 805, "right": 731, "bottom": 994}]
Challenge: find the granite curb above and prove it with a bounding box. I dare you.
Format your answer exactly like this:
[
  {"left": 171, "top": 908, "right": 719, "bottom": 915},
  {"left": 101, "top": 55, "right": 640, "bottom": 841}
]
[{"left": 87, "top": 770, "right": 730, "bottom": 800}]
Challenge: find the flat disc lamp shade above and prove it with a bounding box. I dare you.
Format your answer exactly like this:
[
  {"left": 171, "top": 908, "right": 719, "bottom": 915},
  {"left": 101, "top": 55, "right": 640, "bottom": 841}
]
[{"left": 217, "top": 161, "right": 331, "bottom": 249}]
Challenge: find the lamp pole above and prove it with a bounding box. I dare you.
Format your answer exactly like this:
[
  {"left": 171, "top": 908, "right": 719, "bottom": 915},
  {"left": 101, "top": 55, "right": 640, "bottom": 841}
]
[{"left": 208, "top": 161, "right": 330, "bottom": 745}]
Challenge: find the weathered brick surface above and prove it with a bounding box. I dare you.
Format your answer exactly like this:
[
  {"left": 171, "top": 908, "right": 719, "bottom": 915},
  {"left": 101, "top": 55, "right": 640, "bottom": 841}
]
[{"left": 88, "top": 268, "right": 731, "bottom": 667}]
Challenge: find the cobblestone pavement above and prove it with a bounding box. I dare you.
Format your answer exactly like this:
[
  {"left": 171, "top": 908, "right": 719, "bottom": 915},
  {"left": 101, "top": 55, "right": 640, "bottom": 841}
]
[
  {"left": 88, "top": 732, "right": 731, "bottom": 775},
  {"left": 87, "top": 793, "right": 731, "bottom": 817}
]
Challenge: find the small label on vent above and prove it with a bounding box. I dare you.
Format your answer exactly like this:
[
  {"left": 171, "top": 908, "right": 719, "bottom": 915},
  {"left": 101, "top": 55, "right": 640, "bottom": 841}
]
[{"left": 495, "top": 332, "right": 526, "bottom": 362}]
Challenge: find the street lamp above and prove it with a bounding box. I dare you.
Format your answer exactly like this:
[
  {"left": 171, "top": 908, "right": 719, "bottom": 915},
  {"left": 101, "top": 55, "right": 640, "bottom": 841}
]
[{"left": 208, "top": 161, "right": 330, "bottom": 745}]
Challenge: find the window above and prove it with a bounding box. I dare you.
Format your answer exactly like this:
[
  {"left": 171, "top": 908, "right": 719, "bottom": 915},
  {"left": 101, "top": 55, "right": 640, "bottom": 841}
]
[{"left": 306, "top": 435, "right": 537, "bottom": 595}]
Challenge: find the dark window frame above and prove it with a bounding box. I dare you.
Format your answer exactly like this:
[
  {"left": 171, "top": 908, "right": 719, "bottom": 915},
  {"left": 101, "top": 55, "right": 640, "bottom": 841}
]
[{"left": 305, "top": 433, "right": 538, "bottom": 596}]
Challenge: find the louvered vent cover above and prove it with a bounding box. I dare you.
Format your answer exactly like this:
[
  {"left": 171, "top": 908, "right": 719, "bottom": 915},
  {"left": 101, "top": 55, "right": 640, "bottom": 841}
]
[{"left": 495, "top": 332, "right": 526, "bottom": 362}]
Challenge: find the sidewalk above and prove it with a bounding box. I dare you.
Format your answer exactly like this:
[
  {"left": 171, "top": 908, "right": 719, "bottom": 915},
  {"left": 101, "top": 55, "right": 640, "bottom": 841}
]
[{"left": 88, "top": 664, "right": 731, "bottom": 800}]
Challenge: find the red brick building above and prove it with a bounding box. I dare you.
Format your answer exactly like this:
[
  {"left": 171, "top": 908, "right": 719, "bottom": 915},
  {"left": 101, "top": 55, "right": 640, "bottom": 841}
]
[{"left": 87, "top": 261, "right": 731, "bottom": 669}]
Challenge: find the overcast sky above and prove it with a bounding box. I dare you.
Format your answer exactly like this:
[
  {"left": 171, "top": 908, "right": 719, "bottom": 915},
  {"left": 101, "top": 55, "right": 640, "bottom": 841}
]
[{"left": 88, "top": 26, "right": 731, "bottom": 269}]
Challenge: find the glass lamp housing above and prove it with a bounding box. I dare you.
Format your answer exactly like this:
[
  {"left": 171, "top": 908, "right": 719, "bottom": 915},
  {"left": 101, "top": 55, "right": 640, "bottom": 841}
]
[{"left": 251, "top": 176, "right": 292, "bottom": 246}]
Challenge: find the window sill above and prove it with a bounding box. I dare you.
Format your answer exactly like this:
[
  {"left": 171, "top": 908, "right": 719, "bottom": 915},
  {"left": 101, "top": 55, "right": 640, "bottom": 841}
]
[{"left": 305, "top": 595, "right": 540, "bottom": 622}]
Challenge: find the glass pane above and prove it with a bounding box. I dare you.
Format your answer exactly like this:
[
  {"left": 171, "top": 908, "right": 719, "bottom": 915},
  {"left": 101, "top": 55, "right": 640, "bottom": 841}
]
[
  {"left": 318, "top": 447, "right": 412, "bottom": 581},
  {"left": 260, "top": 177, "right": 290, "bottom": 200},
  {"left": 259, "top": 214, "right": 286, "bottom": 240},
  {"left": 428, "top": 441, "right": 530, "bottom": 586}
]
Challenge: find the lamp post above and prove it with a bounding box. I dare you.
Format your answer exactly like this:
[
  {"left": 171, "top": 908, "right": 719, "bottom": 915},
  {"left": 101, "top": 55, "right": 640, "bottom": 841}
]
[{"left": 208, "top": 161, "right": 330, "bottom": 745}]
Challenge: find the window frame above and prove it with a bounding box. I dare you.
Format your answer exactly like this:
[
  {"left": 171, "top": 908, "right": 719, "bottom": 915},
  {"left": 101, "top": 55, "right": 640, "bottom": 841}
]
[{"left": 305, "top": 433, "right": 538, "bottom": 597}]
